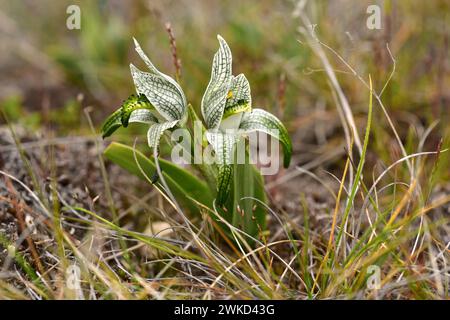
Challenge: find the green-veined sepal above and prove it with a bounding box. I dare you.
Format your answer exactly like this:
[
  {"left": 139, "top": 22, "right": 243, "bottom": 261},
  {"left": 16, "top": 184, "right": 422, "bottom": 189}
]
[
  {"left": 128, "top": 109, "right": 158, "bottom": 125},
  {"left": 206, "top": 131, "right": 237, "bottom": 205},
  {"left": 131, "top": 38, "right": 187, "bottom": 122},
  {"left": 239, "top": 108, "right": 292, "bottom": 168},
  {"left": 147, "top": 120, "right": 179, "bottom": 150},
  {"left": 201, "top": 35, "right": 233, "bottom": 129}
]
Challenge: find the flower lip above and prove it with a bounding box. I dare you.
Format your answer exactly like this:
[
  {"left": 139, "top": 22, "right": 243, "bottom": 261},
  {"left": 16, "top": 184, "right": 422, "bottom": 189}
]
[{"left": 219, "top": 112, "right": 245, "bottom": 131}]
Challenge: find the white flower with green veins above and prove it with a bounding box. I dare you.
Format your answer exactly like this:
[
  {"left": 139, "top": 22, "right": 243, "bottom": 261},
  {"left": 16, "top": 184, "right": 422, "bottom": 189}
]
[
  {"left": 202, "top": 35, "right": 292, "bottom": 205},
  {"left": 102, "top": 38, "right": 187, "bottom": 151}
]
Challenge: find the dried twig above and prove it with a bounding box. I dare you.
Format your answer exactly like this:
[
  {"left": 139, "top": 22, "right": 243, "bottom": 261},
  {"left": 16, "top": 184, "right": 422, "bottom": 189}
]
[
  {"left": 4, "top": 177, "right": 46, "bottom": 278},
  {"left": 165, "top": 22, "right": 182, "bottom": 82}
]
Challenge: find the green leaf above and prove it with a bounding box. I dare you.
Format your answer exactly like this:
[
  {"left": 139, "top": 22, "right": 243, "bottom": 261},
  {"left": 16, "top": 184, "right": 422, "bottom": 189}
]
[
  {"left": 206, "top": 131, "right": 237, "bottom": 205},
  {"left": 201, "top": 35, "right": 233, "bottom": 129},
  {"left": 217, "top": 165, "right": 233, "bottom": 207},
  {"left": 239, "top": 108, "right": 292, "bottom": 168},
  {"left": 231, "top": 156, "right": 267, "bottom": 240},
  {"left": 131, "top": 38, "right": 187, "bottom": 122},
  {"left": 104, "top": 142, "right": 214, "bottom": 215},
  {"left": 146, "top": 120, "right": 179, "bottom": 150}
]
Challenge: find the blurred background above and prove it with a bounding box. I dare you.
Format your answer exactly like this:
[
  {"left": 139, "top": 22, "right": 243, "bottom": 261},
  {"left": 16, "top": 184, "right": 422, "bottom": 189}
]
[
  {"left": 0, "top": 0, "right": 449, "bottom": 300},
  {"left": 0, "top": 0, "right": 449, "bottom": 200}
]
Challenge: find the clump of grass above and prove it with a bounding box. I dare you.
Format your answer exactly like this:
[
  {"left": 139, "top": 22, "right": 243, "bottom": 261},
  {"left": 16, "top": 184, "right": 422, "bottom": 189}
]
[{"left": 1, "top": 69, "right": 448, "bottom": 299}]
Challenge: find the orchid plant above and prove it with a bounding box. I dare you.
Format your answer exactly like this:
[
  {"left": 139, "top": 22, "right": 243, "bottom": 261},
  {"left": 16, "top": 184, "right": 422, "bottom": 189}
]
[
  {"left": 101, "top": 35, "right": 292, "bottom": 239},
  {"left": 201, "top": 36, "right": 292, "bottom": 205}
]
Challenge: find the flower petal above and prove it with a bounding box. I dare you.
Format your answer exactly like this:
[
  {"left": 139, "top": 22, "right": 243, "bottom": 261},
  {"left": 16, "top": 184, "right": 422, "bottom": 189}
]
[
  {"left": 131, "top": 38, "right": 187, "bottom": 122},
  {"left": 128, "top": 109, "right": 158, "bottom": 125},
  {"left": 239, "top": 108, "right": 292, "bottom": 168},
  {"left": 201, "top": 35, "right": 233, "bottom": 129},
  {"left": 147, "top": 120, "right": 179, "bottom": 150},
  {"left": 206, "top": 131, "right": 237, "bottom": 205},
  {"left": 101, "top": 94, "right": 155, "bottom": 138},
  {"left": 223, "top": 74, "right": 252, "bottom": 119}
]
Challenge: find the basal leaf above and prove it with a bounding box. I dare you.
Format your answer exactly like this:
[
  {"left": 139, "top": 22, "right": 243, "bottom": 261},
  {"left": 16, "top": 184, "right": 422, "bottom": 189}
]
[
  {"left": 217, "top": 165, "right": 233, "bottom": 207},
  {"left": 104, "top": 142, "right": 214, "bottom": 215},
  {"left": 231, "top": 153, "right": 267, "bottom": 240}
]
